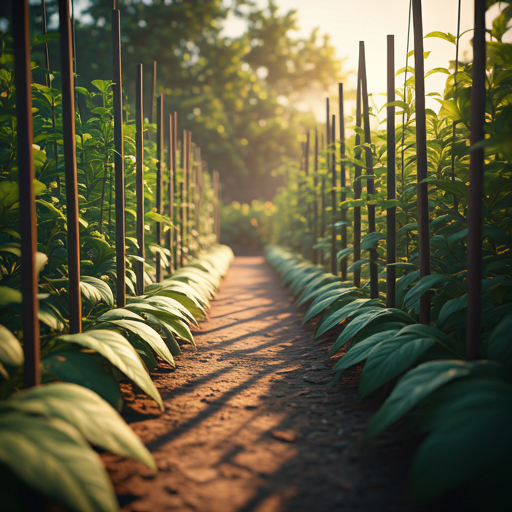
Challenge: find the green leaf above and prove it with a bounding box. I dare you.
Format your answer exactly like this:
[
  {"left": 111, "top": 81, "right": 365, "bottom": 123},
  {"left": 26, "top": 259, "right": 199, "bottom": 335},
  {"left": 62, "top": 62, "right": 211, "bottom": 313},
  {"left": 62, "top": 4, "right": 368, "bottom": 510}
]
[
  {"left": 80, "top": 276, "right": 114, "bottom": 308},
  {"left": 422, "top": 178, "right": 468, "bottom": 198},
  {"left": 0, "top": 325, "right": 24, "bottom": 373},
  {"left": 315, "top": 299, "right": 383, "bottom": 339},
  {"left": 330, "top": 308, "right": 414, "bottom": 355},
  {"left": 0, "top": 286, "right": 22, "bottom": 309},
  {"left": 302, "top": 287, "right": 360, "bottom": 324},
  {"left": 484, "top": 314, "right": 512, "bottom": 366},
  {"left": 347, "top": 258, "right": 370, "bottom": 273},
  {"left": 124, "top": 303, "right": 194, "bottom": 345},
  {"left": 337, "top": 247, "right": 354, "bottom": 261},
  {"left": 0, "top": 412, "right": 118, "bottom": 512},
  {"left": 403, "top": 274, "right": 456, "bottom": 311},
  {"left": 32, "top": 33, "right": 60, "bottom": 46},
  {"left": 366, "top": 360, "right": 472, "bottom": 440},
  {"left": 98, "top": 319, "right": 175, "bottom": 367},
  {"left": 424, "top": 31, "right": 456, "bottom": 44},
  {"left": 2, "top": 383, "right": 155, "bottom": 471},
  {"left": 412, "top": 379, "right": 512, "bottom": 504},
  {"left": 361, "top": 232, "right": 386, "bottom": 250},
  {"left": 56, "top": 330, "right": 163, "bottom": 409},
  {"left": 333, "top": 329, "right": 400, "bottom": 373},
  {"left": 359, "top": 336, "right": 435, "bottom": 397},
  {"left": 425, "top": 67, "right": 451, "bottom": 79},
  {"left": 42, "top": 350, "right": 122, "bottom": 410}
]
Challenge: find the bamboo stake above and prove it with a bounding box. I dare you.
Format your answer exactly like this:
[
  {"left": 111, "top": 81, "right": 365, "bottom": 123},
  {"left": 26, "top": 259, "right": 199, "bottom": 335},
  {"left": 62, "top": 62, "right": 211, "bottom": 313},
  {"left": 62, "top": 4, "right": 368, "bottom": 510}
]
[
  {"left": 386, "top": 35, "right": 396, "bottom": 308},
  {"left": 58, "top": 0, "right": 81, "bottom": 333},
  {"left": 412, "top": 0, "right": 431, "bottom": 324},
  {"left": 331, "top": 114, "right": 337, "bottom": 275},
  {"left": 112, "top": 8, "right": 126, "bottom": 306},
  {"left": 135, "top": 64, "right": 145, "bottom": 295},
  {"left": 360, "top": 41, "right": 378, "bottom": 299},
  {"left": 339, "top": 83, "right": 347, "bottom": 280},
  {"left": 155, "top": 94, "right": 164, "bottom": 282},
  {"left": 13, "top": 0, "right": 40, "bottom": 387},
  {"left": 353, "top": 51, "right": 363, "bottom": 288},
  {"left": 466, "top": 0, "right": 486, "bottom": 361}
]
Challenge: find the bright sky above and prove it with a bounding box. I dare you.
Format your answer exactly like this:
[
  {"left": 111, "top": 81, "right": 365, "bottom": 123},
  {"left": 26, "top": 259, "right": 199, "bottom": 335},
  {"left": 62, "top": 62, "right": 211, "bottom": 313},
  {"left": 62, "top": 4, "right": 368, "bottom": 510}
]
[{"left": 223, "top": 0, "right": 509, "bottom": 119}]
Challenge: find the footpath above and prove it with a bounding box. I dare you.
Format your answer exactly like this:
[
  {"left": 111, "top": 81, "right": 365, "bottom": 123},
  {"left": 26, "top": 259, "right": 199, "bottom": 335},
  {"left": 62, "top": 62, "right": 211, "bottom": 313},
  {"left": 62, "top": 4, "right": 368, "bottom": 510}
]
[{"left": 103, "top": 256, "right": 413, "bottom": 512}]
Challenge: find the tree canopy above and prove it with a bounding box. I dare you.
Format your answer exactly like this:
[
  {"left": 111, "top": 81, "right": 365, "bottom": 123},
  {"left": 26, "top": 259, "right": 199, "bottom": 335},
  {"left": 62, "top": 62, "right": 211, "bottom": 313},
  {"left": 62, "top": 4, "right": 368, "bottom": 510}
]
[{"left": 72, "top": 0, "right": 345, "bottom": 201}]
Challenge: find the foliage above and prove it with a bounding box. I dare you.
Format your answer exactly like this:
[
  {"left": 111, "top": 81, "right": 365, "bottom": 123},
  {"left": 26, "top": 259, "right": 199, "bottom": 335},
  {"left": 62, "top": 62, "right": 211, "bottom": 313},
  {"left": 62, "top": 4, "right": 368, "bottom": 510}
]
[
  {"left": 221, "top": 199, "right": 277, "bottom": 249},
  {"left": 266, "top": 7, "right": 512, "bottom": 509},
  {"left": 0, "top": 16, "right": 235, "bottom": 512},
  {"left": 10, "top": 0, "right": 345, "bottom": 201}
]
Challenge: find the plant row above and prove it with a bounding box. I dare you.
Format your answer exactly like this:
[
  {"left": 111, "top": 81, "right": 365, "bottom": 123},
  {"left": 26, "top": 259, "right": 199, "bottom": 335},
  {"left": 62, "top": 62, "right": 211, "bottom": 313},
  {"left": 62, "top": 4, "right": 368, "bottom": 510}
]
[
  {"left": 267, "top": 246, "right": 511, "bottom": 510},
  {"left": 1, "top": 2, "right": 233, "bottom": 511}
]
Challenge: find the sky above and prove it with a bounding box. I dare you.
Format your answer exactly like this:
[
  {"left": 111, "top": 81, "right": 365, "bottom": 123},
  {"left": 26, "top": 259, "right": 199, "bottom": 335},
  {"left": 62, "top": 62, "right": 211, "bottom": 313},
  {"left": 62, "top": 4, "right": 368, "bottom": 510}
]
[
  {"left": 68, "top": 0, "right": 509, "bottom": 120},
  {"left": 222, "top": 0, "right": 510, "bottom": 119}
]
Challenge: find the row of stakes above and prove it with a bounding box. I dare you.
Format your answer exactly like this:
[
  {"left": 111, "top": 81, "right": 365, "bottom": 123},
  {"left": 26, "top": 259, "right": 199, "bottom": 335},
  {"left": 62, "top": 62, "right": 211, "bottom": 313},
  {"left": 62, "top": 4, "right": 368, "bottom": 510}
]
[
  {"left": 286, "top": 0, "right": 486, "bottom": 362},
  {"left": 11, "top": 0, "right": 487, "bottom": 389},
  {"left": 12, "top": 0, "right": 222, "bottom": 387}
]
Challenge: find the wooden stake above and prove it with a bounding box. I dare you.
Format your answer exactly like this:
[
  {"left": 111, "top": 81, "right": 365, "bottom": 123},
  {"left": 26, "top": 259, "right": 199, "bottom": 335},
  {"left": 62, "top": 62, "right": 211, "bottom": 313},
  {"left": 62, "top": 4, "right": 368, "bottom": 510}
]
[
  {"left": 360, "top": 41, "right": 378, "bottom": 299},
  {"left": 135, "top": 64, "right": 145, "bottom": 295},
  {"left": 58, "top": 0, "right": 81, "bottom": 333},
  {"left": 353, "top": 50, "right": 363, "bottom": 288},
  {"left": 172, "top": 112, "right": 178, "bottom": 269},
  {"left": 13, "top": 0, "right": 40, "bottom": 387},
  {"left": 168, "top": 114, "right": 174, "bottom": 272},
  {"left": 112, "top": 8, "right": 126, "bottom": 305},
  {"left": 412, "top": 0, "right": 431, "bottom": 324},
  {"left": 339, "top": 83, "right": 347, "bottom": 280},
  {"left": 331, "top": 114, "right": 337, "bottom": 275},
  {"left": 155, "top": 94, "right": 164, "bottom": 282},
  {"left": 386, "top": 35, "right": 396, "bottom": 308},
  {"left": 312, "top": 128, "right": 319, "bottom": 265},
  {"left": 466, "top": 0, "right": 486, "bottom": 360}
]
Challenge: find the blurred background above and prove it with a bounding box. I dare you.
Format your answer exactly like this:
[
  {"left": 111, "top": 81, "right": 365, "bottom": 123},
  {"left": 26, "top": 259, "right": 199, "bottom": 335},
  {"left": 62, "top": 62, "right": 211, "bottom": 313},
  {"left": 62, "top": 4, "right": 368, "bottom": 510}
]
[{"left": 1, "top": 0, "right": 506, "bottom": 249}]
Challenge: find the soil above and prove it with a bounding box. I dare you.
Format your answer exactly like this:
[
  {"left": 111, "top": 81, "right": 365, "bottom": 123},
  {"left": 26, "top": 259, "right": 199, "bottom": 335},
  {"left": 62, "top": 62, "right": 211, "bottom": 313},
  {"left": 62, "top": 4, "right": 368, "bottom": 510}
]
[{"left": 103, "top": 255, "right": 416, "bottom": 512}]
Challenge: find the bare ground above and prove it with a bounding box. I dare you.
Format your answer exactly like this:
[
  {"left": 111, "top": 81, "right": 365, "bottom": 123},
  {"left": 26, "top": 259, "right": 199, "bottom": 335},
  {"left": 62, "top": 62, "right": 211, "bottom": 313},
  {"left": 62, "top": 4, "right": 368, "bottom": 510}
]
[{"left": 103, "top": 256, "right": 416, "bottom": 512}]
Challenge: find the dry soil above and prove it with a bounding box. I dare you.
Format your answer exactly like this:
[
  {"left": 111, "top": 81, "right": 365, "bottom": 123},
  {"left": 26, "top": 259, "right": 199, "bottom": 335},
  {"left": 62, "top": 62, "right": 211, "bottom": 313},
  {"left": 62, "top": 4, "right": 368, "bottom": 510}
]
[{"left": 103, "top": 255, "right": 415, "bottom": 512}]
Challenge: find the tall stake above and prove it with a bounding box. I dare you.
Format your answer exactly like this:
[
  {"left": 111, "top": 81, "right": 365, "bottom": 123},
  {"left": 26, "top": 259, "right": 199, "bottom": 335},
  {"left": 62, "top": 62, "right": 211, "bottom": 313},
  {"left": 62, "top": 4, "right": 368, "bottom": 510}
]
[
  {"left": 386, "top": 35, "right": 397, "bottom": 308},
  {"left": 135, "top": 64, "right": 145, "bottom": 295},
  {"left": 180, "top": 130, "right": 187, "bottom": 266},
  {"left": 312, "top": 128, "right": 319, "bottom": 265},
  {"left": 147, "top": 60, "right": 156, "bottom": 140},
  {"left": 360, "top": 41, "right": 378, "bottom": 299},
  {"left": 155, "top": 94, "right": 164, "bottom": 282},
  {"left": 412, "top": 0, "right": 431, "bottom": 324},
  {"left": 112, "top": 8, "right": 126, "bottom": 306},
  {"left": 304, "top": 131, "right": 311, "bottom": 260},
  {"left": 173, "top": 112, "right": 178, "bottom": 269},
  {"left": 353, "top": 51, "right": 363, "bottom": 288},
  {"left": 213, "top": 170, "right": 220, "bottom": 243},
  {"left": 42, "top": 0, "right": 51, "bottom": 87},
  {"left": 13, "top": 0, "right": 40, "bottom": 387},
  {"left": 331, "top": 115, "right": 337, "bottom": 275},
  {"left": 58, "top": 0, "right": 81, "bottom": 333},
  {"left": 466, "top": 1, "right": 486, "bottom": 361},
  {"left": 339, "top": 83, "right": 347, "bottom": 280},
  {"left": 188, "top": 131, "right": 193, "bottom": 255},
  {"left": 168, "top": 114, "right": 174, "bottom": 272}
]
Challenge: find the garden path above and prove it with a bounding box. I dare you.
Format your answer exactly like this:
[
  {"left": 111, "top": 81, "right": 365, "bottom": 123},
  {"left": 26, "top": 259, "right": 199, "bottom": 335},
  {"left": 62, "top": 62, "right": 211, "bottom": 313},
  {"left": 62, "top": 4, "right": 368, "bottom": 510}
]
[{"left": 103, "top": 256, "right": 413, "bottom": 512}]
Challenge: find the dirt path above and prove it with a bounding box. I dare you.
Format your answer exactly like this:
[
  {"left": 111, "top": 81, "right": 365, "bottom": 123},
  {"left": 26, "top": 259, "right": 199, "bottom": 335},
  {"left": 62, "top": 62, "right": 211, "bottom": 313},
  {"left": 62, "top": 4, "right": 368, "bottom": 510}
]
[{"left": 104, "top": 256, "right": 414, "bottom": 512}]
